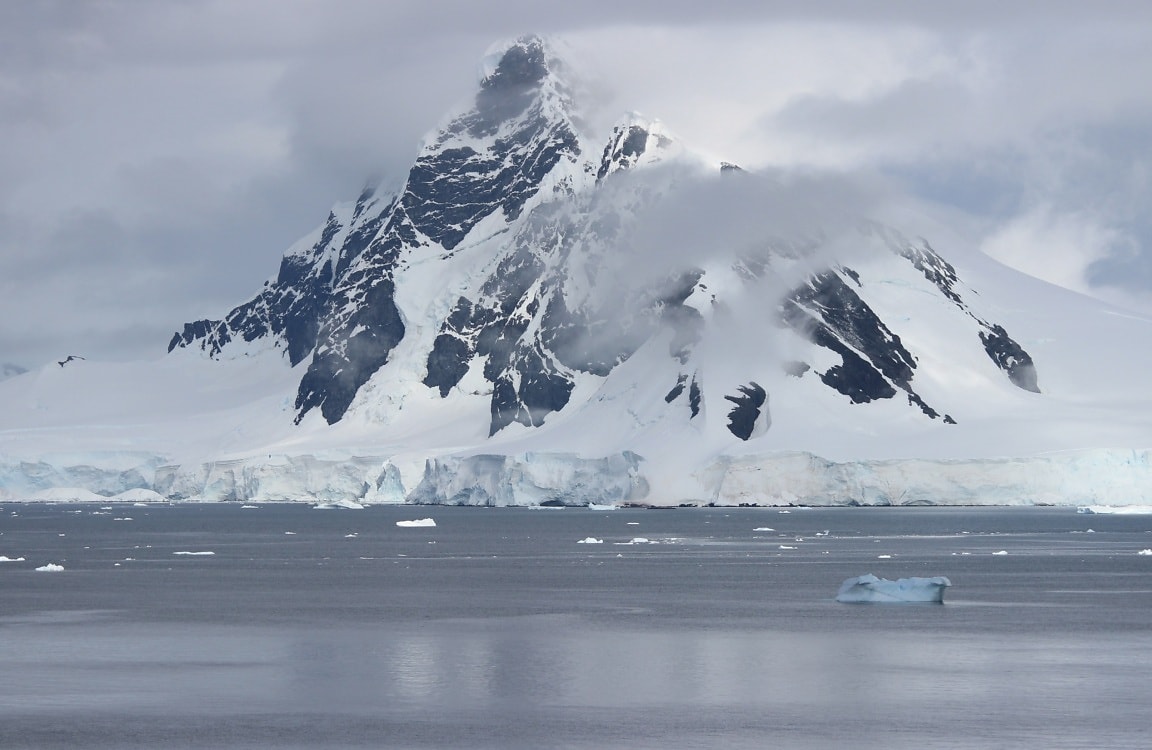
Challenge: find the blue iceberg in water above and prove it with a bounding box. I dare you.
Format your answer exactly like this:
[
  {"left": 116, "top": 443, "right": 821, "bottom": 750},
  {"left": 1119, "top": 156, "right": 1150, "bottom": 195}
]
[{"left": 836, "top": 574, "right": 951, "bottom": 603}]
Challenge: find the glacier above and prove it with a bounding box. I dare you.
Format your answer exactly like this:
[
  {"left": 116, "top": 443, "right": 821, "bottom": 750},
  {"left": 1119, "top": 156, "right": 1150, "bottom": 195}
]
[
  {"left": 3, "top": 447, "right": 1152, "bottom": 507},
  {"left": 836, "top": 574, "right": 952, "bottom": 604}
]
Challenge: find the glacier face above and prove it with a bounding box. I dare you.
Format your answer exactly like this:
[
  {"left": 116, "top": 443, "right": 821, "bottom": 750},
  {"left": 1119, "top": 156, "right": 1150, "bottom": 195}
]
[
  {"left": 3, "top": 35, "right": 1152, "bottom": 507},
  {"left": 5, "top": 448, "right": 1152, "bottom": 508}
]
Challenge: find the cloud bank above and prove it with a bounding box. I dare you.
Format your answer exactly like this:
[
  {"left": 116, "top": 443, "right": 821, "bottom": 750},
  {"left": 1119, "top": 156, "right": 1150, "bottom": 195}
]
[{"left": 4, "top": 1, "right": 1152, "bottom": 367}]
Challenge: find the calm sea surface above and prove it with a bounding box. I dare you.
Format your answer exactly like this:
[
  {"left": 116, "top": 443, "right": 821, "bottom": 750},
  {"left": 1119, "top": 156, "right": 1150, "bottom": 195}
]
[{"left": 1, "top": 503, "right": 1150, "bottom": 749}]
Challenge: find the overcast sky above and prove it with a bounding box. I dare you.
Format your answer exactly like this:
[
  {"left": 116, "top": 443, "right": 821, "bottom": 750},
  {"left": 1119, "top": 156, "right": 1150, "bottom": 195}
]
[{"left": 4, "top": 0, "right": 1152, "bottom": 369}]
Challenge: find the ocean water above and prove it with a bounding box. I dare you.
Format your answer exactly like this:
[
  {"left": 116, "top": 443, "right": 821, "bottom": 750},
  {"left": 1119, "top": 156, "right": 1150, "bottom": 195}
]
[{"left": 1, "top": 503, "right": 1150, "bottom": 749}]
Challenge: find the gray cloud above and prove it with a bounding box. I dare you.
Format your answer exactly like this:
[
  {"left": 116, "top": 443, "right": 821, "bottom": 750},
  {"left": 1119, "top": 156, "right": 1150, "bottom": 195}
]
[{"left": 4, "top": 0, "right": 1152, "bottom": 368}]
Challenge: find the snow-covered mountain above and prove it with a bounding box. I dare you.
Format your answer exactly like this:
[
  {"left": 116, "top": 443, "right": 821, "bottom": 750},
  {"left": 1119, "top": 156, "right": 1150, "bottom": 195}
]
[{"left": 4, "top": 36, "right": 1152, "bottom": 506}]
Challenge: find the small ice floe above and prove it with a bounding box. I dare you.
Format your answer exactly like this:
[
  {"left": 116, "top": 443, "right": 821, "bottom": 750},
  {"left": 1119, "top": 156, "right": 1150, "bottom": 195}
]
[
  {"left": 284, "top": 531, "right": 297, "bottom": 535},
  {"left": 241, "top": 505, "right": 259, "bottom": 509},
  {"left": 753, "top": 527, "right": 775, "bottom": 532},
  {"left": 588, "top": 503, "right": 617, "bottom": 510},
  {"left": 614, "top": 537, "right": 656, "bottom": 545},
  {"left": 35, "top": 563, "right": 65, "bottom": 572},
  {"left": 113, "top": 517, "right": 133, "bottom": 522},
  {"left": 992, "top": 550, "right": 1009, "bottom": 556},
  {"left": 172, "top": 551, "right": 215, "bottom": 556},
  {"left": 1138, "top": 549, "right": 1152, "bottom": 556},
  {"left": 0, "top": 555, "right": 26, "bottom": 562},
  {"left": 1077, "top": 505, "right": 1152, "bottom": 515},
  {"left": 626, "top": 522, "right": 640, "bottom": 526},
  {"left": 313, "top": 499, "right": 365, "bottom": 510},
  {"left": 577, "top": 537, "right": 604, "bottom": 544},
  {"left": 877, "top": 554, "right": 893, "bottom": 559},
  {"left": 836, "top": 574, "right": 951, "bottom": 604},
  {"left": 396, "top": 518, "right": 436, "bottom": 528},
  {"left": 344, "top": 533, "right": 358, "bottom": 538}
]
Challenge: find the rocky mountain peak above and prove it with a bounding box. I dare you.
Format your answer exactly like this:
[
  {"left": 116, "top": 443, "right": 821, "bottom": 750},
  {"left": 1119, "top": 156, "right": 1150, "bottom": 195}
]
[{"left": 169, "top": 35, "right": 1041, "bottom": 444}]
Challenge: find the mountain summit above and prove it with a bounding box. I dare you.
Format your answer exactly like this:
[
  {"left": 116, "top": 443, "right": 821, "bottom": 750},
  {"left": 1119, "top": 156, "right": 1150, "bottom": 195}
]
[{"left": 169, "top": 35, "right": 1037, "bottom": 445}]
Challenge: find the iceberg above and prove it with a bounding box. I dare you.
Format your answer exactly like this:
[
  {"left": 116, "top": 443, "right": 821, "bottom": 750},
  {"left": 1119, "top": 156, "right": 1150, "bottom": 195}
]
[
  {"left": 396, "top": 518, "right": 436, "bottom": 528},
  {"left": 836, "top": 574, "right": 951, "bottom": 604},
  {"left": 1077, "top": 505, "right": 1152, "bottom": 515},
  {"left": 35, "top": 563, "right": 65, "bottom": 572}
]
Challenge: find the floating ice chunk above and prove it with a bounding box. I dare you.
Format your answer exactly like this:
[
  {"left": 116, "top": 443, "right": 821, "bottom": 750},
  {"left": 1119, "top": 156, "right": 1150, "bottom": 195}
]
[
  {"left": 396, "top": 518, "right": 436, "bottom": 528},
  {"left": 35, "top": 563, "right": 65, "bottom": 572},
  {"left": 172, "top": 551, "right": 215, "bottom": 556},
  {"left": 993, "top": 550, "right": 1009, "bottom": 555},
  {"left": 577, "top": 537, "right": 603, "bottom": 544},
  {"left": 241, "top": 505, "right": 259, "bottom": 509},
  {"left": 313, "top": 499, "right": 365, "bottom": 510},
  {"left": 588, "top": 503, "right": 617, "bottom": 511},
  {"left": 614, "top": 537, "right": 655, "bottom": 545},
  {"left": 112, "top": 488, "right": 166, "bottom": 503},
  {"left": 753, "top": 527, "right": 775, "bottom": 532},
  {"left": 779, "top": 545, "right": 796, "bottom": 550},
  {"left": 836, "top": 574, "right": 951, "bottom": 604},
  {"left": 1139, "top": 549, "right": 1152, "bottom": 556},
  {"left": 877, "top": 554, "right": 892, "bottom": 559},
  {"left": 1077, "top": 505, "right": 1152, "bottom": 515},
  {"left": 284, "top": 531, "right": 296, "bottom": 535},
  {"left": 0, "top": 555, "right": 25, "bottom": 562}
]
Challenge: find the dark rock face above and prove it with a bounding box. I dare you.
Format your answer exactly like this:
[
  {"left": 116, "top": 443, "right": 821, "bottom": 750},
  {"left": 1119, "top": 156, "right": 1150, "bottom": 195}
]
[
  {"left": 725, "top": 382, "right": 767, "bottom": 440},
  {"left": 981, "top": 325, "right": 1040, "bottom": 392},
  {"left": 782, "top": 268, "right": 916, "bottom": 404},
  {"left": 688, "top": 376, "right": 702, "bottom": 418},
  {"left": 598, "top": 124, "right": 650, "bottom": 180}
]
